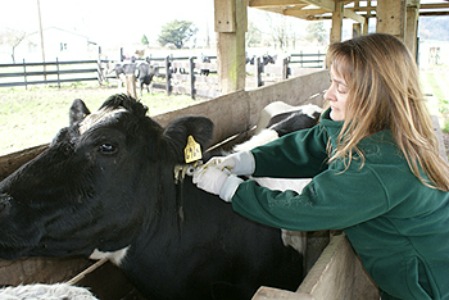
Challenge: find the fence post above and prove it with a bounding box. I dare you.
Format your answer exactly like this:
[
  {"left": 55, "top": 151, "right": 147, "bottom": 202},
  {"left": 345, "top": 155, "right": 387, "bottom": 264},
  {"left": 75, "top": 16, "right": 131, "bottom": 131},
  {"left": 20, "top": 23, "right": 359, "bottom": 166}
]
[
  {"left": 282, "top": 57, "right": 289, "bottom": 80},
  {"left": 126, "top": 74, "right": 137, "bottom": 99},
  {"left": 165, "top": 56, "right": 172, "bottom": 96},
  {"left": 56, "top": 57, "right": 61, "bottom": 89},
  {"left": 22, "top": 58, "right": 28, "bottom": 90},
  {"left": 97, "top": 46, "right": 104, "bottom": 85},
  {"left": 255, "top": 57, "right": 263, "bottom": 87},
  {"left": 189, "top": 57, "right": 195, "bottom": 100}
]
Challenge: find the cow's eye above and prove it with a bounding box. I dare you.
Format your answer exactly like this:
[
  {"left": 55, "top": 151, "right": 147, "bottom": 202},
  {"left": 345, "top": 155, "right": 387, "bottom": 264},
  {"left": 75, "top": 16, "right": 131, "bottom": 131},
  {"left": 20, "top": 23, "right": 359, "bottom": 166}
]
[{"left": 98, "top": 143, "right": 117, "bottom": 154}]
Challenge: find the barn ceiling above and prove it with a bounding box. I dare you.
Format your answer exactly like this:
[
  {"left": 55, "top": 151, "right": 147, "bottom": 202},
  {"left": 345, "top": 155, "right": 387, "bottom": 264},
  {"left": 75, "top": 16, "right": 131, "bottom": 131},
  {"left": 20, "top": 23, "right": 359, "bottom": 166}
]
[{"left": 249, "top": 0, "right": 449, "bottom": 22}]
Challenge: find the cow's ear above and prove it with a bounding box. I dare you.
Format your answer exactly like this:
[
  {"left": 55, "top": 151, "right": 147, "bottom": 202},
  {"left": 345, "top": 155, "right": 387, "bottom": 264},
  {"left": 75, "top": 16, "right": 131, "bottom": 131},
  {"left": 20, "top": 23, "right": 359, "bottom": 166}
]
[
  {"left": 69, "top": 99, "right": 91, "bottom": 126},
  {"left": 163, "top": 116, "right": 214, "bottom": 162}
]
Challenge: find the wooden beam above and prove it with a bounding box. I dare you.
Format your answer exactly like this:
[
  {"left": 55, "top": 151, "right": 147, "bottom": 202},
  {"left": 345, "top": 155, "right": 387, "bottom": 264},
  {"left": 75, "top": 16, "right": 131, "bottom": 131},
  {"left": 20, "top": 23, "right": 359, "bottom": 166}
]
[
  {"left": 330, "top": 0, "right": 344, "bottom": 43},
  {"left": 420, "top": 3, "right": 449, "bottom": 10},
  {"left": 214, "top": 0, "right": 236, "bottom": 32},
  {"left": 301, "top": 0, "right": 335, "bottom": 11},
  {"left": 215, "top": 0, "right": 247, "bottom": 94},
  {"left": 376, "top": 0, "right": 406, "bottom": 40},
  {"left": 255, "top": 0, "right": 365, "bottom": 24},
  {"left": 284, "top": 8, "right": 328, "bottom": 18},
  {"left": 249, "top": 0, "right": 306, "bottom": 8},
  {"left": 343, "top": 8, "right": 366, "bottom": 23},
  {"left": 405, "top": 0, "right": 420, "bottom": 57}
]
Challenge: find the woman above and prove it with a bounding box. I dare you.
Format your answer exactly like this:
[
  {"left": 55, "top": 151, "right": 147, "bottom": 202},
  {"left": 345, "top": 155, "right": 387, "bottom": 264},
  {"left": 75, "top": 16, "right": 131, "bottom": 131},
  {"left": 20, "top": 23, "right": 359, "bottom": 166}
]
[{"left": 193, "top": 33, "right": 449, "bottom": 299}]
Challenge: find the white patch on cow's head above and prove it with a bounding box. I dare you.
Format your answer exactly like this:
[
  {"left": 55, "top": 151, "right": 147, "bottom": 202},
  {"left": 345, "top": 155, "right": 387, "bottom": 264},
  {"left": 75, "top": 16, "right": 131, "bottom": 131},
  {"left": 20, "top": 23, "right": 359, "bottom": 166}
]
[
  {"left": 233, "top": 129, "right": 279, "bottom": 152},
  {"left": 79, "top": 107, "right": 127, "bottom": 135},
  {"left": 89, "top": 247, "right": 129, "bottom": 266}
]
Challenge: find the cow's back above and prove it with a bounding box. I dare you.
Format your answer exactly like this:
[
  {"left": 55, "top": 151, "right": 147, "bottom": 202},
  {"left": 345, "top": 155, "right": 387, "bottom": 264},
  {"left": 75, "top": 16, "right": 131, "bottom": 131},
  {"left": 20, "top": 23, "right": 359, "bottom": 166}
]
[{"left": 120, "top": 178, "right": 303, "bottom": 300}]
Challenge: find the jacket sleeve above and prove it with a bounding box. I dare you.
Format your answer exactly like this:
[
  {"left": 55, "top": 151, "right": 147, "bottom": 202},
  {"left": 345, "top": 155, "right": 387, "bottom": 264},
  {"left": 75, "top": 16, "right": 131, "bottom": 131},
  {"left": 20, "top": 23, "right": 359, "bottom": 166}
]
[
  {"left": 231, "top": 164, "right": 391, "bottom": 231},
  {"left": 250, "top": 125, "right": 329, "bottom": 178}
]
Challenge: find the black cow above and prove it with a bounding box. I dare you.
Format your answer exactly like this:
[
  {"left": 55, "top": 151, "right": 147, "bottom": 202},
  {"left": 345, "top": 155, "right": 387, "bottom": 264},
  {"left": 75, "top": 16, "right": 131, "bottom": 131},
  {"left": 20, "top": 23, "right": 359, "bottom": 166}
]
[
  {"left": 136, "top": 59, "right": 159, "bottom": 95},
  {"left": 262, "top": 54, "right": 277, "bottom": 65},
  {"left": 0, "top": 94, "right": 303, "bottom": 300},
  {"left": 199, "top": 54, "right": 211, "bottom": 76}
]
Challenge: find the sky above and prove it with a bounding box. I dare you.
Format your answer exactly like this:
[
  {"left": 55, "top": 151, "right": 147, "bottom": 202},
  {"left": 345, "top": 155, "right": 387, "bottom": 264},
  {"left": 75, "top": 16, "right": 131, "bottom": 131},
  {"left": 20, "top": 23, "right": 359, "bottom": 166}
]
[{"left": 0, "top": 0, "right": 216, "bottom": 47}]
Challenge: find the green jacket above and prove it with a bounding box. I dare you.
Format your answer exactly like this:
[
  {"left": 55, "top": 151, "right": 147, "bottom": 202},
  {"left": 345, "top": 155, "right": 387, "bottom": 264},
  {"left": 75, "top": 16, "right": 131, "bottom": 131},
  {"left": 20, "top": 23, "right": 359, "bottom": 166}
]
[{"left": 231, "top": 108, "right": 449, "bottom": 300}]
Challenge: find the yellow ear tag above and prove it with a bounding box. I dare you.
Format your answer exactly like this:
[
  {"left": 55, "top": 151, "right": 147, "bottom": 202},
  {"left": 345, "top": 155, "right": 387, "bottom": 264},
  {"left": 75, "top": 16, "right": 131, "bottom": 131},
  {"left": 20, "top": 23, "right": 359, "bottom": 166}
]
[{"left": 184, "top": 135, "right": 202, "bottom": 164}]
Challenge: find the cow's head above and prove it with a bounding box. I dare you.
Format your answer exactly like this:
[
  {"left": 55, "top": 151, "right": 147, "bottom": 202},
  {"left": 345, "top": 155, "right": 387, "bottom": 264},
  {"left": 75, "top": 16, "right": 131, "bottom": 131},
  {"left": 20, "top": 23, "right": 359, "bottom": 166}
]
[{"left": 0, "top": 94, "right": 213, "bottom": 259}]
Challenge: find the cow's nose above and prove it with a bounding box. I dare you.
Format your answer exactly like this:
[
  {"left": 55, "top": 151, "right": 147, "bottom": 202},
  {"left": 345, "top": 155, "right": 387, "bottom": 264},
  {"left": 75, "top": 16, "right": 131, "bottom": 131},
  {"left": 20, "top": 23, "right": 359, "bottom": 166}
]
[{"left": 0, "top": 193, "right": 12, "bottom": 215}]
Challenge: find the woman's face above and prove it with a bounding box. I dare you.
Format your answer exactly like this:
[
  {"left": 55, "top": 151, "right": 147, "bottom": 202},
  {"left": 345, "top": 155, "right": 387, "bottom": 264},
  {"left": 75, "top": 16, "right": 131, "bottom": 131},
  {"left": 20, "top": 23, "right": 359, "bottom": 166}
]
[{"left": 325, "top": 64, "right": 349, "bottom": 121}]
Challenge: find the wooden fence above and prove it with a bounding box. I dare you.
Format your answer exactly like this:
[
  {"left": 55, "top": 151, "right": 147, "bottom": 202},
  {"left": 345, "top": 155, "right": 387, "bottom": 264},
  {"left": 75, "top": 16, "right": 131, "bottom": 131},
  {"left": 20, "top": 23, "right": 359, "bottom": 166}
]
[
  {"left": 0, "top": 59, "right": 104, "bottom": 88},
  {"left": 0, "top": 53, "right": 325, "bottom": 99}
]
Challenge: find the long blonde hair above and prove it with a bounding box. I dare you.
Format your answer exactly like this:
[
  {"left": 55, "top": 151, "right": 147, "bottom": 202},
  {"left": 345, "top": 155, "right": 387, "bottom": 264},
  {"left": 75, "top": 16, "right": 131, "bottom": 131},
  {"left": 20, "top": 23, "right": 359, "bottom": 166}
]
[{"left": 327, "top": 33, "right": 449, "bottom": 191}]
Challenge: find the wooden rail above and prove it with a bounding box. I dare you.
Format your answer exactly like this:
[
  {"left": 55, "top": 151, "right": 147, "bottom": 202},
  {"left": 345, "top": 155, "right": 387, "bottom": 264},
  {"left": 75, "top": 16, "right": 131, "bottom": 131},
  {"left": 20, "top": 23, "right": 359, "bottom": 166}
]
[
  {"left": 0, "top": 59, "right": 104, "bottom": 88},
  {"left": 0, "top": 53, "right": 325, "bottom": 100}
]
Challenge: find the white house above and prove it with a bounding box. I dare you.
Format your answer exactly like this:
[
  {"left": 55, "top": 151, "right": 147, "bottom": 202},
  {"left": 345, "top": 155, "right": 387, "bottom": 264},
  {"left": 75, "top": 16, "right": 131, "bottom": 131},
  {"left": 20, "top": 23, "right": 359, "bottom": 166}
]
[{"left": 13, "top": 26, "right": 98, "bottom": 62}]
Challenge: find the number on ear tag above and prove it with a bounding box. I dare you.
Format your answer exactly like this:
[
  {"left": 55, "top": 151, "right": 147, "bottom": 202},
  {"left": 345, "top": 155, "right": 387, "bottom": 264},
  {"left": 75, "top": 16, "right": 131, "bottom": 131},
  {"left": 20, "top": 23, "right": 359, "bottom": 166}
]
[{"left": 184, "top": 135, "right": 202, "bottom": 163}]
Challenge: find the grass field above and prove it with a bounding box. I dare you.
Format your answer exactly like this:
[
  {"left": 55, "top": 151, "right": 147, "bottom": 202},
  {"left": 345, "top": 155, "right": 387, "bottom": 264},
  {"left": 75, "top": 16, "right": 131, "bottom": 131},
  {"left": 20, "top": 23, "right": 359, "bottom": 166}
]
[
  {"left": 0, "top": 83, "right": 207, "bottom": 156},
  {"left": 1, "top": 67, "right": 448, "bottom": 157},
  {"left": 421, "top": 65, "right": 449, "bottom": 132}
]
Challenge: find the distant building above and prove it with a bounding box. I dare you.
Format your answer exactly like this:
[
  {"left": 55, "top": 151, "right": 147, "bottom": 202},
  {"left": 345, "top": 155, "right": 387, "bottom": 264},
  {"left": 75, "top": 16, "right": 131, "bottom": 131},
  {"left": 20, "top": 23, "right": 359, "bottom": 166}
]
[{"left": 12, "top": 27, "right": 98, "bottom": 62}]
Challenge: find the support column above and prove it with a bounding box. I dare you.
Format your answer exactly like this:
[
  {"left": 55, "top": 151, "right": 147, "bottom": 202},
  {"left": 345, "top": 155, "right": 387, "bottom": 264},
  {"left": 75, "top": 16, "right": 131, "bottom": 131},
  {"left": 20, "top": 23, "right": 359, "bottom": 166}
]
[
  {"left": 405, "top": 0, "right": 420, "bottom": 58},
  {"left": 352, "top": 23, "right": 362, "bottom": 38},
  {"left": 376, "top": 0, "right": 407, "bottom": 41},
  {"left": 215, "top": 0, "right": 248, "bottom": 94},
  {"left": 330, "top": 0, "right": 344, "bottom": 44}
]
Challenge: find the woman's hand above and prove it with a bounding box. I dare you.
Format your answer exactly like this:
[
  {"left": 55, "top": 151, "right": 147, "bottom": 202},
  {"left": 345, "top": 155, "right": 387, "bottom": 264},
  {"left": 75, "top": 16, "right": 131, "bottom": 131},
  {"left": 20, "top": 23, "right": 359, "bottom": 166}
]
[
  {"left": 193, "top": 164, "right": 244, "bottom": 202},
  {"left": 203, "top": 151, "right": 255, "bottom": 176}
]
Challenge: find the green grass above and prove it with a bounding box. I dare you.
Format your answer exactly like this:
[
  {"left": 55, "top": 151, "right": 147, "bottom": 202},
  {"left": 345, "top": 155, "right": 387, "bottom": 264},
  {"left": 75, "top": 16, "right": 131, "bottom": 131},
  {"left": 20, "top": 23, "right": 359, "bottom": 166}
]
[
  {"left": 421, "top": 65, "right": 449, "bottom": 132},
  {"left": 0, "top": 83, "right": 206, "bottom": 156}
]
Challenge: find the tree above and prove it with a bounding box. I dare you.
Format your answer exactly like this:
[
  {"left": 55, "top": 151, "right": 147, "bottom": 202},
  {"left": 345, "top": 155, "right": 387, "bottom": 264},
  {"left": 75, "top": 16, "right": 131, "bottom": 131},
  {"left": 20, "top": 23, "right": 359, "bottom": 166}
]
[
  {"left": 141, "top": 34, "right": 149, "bottom": 47},
  {"left": 158, "top": 20, "right": 198, "bottom": 49},
  {"left": 0, "top": 28, "right": 27, "bottom": 63},
  {"left": 246, "top": 21, "right": 262, "bottom": 47},
  {"left": 305, "top": 21, "right": 327, "bottom": 45}
]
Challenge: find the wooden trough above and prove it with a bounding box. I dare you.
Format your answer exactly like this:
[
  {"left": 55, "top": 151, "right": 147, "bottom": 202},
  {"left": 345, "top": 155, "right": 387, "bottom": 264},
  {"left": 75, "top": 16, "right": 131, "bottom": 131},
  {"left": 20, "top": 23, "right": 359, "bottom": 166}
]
[{"left": 0, "top": 70, "right": 381, "bottom": 299}]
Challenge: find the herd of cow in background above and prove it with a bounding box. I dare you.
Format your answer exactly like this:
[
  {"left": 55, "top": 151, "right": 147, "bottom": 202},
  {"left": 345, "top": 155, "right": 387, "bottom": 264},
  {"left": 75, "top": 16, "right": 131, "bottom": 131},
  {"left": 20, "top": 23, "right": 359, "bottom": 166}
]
[{"left": 110, "top": 53, "right": 279, "bottom": 96}]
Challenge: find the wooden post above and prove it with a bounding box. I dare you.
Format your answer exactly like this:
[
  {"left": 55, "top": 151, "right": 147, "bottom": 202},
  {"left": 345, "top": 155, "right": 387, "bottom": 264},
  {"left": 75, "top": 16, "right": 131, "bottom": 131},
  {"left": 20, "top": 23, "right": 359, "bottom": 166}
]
[
  {"left": 22, "top": 58, "right": 28, "bottom": 90},
  {"left": 405, "top": 0, "right": 420, "bottom": 58},
  {"left": 255, "top": 57, "right": 262, "bottom": 87},
  {"left": 126, "top": 75, "right": 137, "bottom": 99},
  {"left": 330, "top": 0, "right": 344, "bottom": 44},
  {"left": 282, "top": 57, "right": 289, "bottom": 80},
  {"left": 376, "top": 0, "right": 407, "bottom": 41},
  {"left": 189, "top": 57, "right": 195, "bottom": 100},
  {"left": 165, "top": 56, "right": 172, "bottom": 96},
  {"left": 215, "top": 0, "right": 248, "bottom": 94},
  {"left": 352, "top": 23, "right": 362, "bottom": 38},
  {"left": 56, "top": 57, "right": 61, "bottom": 89}
]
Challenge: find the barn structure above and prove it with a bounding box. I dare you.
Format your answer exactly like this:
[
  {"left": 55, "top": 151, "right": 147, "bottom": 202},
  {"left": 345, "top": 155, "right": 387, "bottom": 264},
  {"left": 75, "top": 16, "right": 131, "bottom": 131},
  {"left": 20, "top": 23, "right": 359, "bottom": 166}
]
[
  {"left": 0, "top": 1, "right": 449, "bottom": 299},
  {"left": 215, "top": 0, "right": 449, "bottom": 94}
]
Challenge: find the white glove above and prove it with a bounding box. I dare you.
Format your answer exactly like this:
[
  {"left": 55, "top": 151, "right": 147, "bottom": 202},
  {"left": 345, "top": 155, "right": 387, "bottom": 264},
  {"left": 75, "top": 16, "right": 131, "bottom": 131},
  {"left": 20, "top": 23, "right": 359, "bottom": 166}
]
[
  {"left": 205, "top": 151, "right": 255, "bottom": 176},
  {"left": 193, "top": 165, "right": 244, "bottom": 202}
]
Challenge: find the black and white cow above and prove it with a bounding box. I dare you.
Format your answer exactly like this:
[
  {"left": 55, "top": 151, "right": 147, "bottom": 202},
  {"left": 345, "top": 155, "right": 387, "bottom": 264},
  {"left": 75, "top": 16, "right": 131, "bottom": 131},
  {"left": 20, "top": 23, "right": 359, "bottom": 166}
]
[
  {"left": 110, "top": 61, "right": 137, "bottom": 89},
  {"left": 135, "top": 59, "right": 159, "bottom": 96},
  {"left": 0, "top": 94, "right": 306, "bottom": 300}
]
